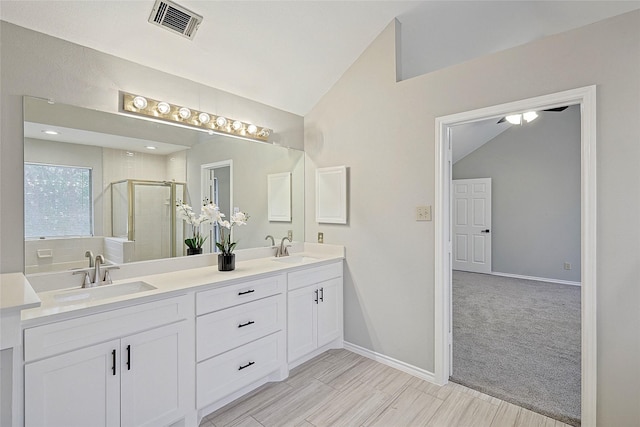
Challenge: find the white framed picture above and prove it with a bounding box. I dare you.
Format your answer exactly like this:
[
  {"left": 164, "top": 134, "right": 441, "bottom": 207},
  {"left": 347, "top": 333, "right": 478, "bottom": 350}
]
[
  {"left": 316, "top": 165, "right": 347, "bottom": 224},
  {"left": 267, "top": 172, "right": 291, "bottom": 222}
]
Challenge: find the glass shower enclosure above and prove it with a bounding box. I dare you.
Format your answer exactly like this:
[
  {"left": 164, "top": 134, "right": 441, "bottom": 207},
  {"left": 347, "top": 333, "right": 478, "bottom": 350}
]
[{"left": 111, "top": 179, "right": 186, "bottom": 262}]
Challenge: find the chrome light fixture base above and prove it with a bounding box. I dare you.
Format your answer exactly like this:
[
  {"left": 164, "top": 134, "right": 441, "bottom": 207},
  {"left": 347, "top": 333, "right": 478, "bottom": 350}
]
[{"left": 121, "top": 92, "right": 272, "bottom": 143}]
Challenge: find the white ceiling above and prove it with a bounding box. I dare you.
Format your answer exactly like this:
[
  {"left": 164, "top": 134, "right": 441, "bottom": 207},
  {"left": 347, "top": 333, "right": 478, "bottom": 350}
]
[{"left": 2, "top": 1, "right": 638, "bottom": 115}]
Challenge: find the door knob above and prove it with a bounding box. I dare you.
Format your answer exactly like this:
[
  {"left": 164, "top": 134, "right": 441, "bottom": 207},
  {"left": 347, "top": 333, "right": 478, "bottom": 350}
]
[{"left": 481, "top": 229, "right": 490, "bottom": 233}]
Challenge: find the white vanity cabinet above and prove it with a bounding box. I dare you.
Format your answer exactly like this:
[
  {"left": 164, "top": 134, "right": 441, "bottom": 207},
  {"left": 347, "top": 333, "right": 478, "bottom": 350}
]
[
  {"left": 195, "top": 274, "right": 287, "bottom": 411},
  {"left": 287, "top": 261, "right": 343, "bottom": 366},
  {"left": 23, "top": 295, "right": 193, "bottom": 427}
]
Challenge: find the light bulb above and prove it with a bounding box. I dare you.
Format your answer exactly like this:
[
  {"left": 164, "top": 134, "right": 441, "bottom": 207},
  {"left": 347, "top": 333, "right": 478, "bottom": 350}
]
[
  {"left": 179, "top": 107, "right": 191, "bottom": 119},
  {"left": 198, "top": 112, "right": 211, "bottom": 124},
  {"left": 157, "top": 102, "right": 170, "bottom": 114},
  {"left": 523, "top": 111, "right": 538, "bottom": 123},
  {"left": 258, "top": 128, "right": 271, "bottom": 137},
  {"left": 506, "top": 114, "right": 522, "bottom": 125},
  {"left": 215, "top": 116, "right": 228, "bottom": 127},
  {"left": 247, "top": 124, "right": 258, "bottom": 134},
  {"left": 133, "top": 96, "right": 147, "bottom": 109},
  {"left": 232, "top": 120, "right": 243, "bottom": 131}
]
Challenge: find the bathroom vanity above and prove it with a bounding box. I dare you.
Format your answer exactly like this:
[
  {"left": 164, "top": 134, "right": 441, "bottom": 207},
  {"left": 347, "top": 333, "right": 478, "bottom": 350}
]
[{"left": 16, "top": 244, "right": 344, "bottom": 427}]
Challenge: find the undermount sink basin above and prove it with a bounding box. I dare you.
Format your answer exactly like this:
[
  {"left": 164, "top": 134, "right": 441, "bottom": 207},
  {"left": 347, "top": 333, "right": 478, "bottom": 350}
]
[
  {"left": 53, "top": 281, "right": 156, "bottom": 304},
  {"left": 272, "top": 255, "right": 319, "bottom": 264}
]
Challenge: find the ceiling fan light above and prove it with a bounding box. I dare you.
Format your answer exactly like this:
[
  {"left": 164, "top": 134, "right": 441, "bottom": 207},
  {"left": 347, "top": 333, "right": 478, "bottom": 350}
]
[
  {"left": 157, "top": 102, "right": 171, "bottom": 114},
  {"left": 132, "top": 96, "right": 147, "bottom": 109},
  {"left": 523, "top": 111, "right": 538, "bottom": 123},
  {"left": 506, "top": 114, "right": 522, "bottom": 125}
]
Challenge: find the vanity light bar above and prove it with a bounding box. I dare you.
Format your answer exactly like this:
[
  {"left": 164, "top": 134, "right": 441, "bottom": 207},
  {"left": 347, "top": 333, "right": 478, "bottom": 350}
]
[{"left": 121, "top": 92, "right": 272, "bottom": 142}]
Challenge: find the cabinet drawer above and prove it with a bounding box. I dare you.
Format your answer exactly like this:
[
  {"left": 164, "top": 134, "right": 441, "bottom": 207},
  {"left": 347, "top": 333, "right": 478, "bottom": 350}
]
[
  {"left": 196, "top": 274, "right": 285, "bottom": 315},
  {"left": 196, "top": 332, "right": 284, "bottom": 408},
  {"left": 197, "top": 295, "right": 284, "bottom": 361},
  {"left": 287, "top": 261, "right": 343, "bottom": 291},
  {"left": 24, "top": 295, "right": 190, "bottom": 362}
]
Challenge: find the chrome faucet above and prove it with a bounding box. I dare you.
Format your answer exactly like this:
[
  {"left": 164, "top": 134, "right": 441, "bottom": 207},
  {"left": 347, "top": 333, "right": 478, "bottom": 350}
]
[
  {"left": 73, "top": 254, "right": 119, "bottom": 288},
  {"left": 85, "top": 250, "right": 95, "bottom": 267},
  {"left": 265, "top": 235, "right": 275, "bottom": 247},
  {"left": 91, "top": 254, "right": 105, "bottom": 287},
  {"left": 276, "top": 237, "right": 291, "bottom": 257}
]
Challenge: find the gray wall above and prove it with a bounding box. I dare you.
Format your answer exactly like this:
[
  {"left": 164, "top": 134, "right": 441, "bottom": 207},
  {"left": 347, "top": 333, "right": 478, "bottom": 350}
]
[
  {"left": 305, "top": 12, "right": 640, "bottom": 426},
  {"left": 0, "top": 20, "right": 304, "bottom": 274},
  {"left": 453, "top": 105, "right": 581, "bottom": 282}
]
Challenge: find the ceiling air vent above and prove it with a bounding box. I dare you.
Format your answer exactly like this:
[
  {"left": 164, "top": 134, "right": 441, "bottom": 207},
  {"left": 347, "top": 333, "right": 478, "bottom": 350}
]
[{"left": 148, "top": 0, "right": 203, "bottom": 40}]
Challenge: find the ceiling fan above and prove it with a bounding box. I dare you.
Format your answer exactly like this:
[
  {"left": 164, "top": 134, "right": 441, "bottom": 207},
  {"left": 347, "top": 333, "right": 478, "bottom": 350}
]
[{"left": 497, "top": 106, "right": 568, "bottom": 124}]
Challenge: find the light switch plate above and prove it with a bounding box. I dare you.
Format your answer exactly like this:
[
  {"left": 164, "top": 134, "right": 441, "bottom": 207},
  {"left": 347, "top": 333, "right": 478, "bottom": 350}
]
[
  {"left": 287, "top": 230, "right": 293, "bottom": 240},
  {"left": 416, "top": 205, "right": 432, "bottom": 221}
]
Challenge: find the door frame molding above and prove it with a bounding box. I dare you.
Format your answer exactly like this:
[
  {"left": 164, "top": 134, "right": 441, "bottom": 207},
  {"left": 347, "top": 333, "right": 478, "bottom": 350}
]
[{"left": 434, "top": 86, "right": 597, "bottom": 426}]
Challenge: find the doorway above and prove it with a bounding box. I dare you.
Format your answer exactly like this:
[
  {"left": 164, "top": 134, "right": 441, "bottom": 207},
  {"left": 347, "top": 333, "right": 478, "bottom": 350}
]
[
  {"left": 434, "top": 86, "right": 597, "bottom": 426},
  {"left": 201, "top": 160, "right": 232, "bottom": 254}
]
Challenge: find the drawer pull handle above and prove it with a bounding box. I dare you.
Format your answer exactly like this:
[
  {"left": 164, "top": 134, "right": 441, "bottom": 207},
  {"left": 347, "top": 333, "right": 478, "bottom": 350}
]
[
  {"left": 319, "top": 287, "right": 324, "bottom": 302},
  {"left": 238, "top": 289, "right": 255, "bottom": 296},
  {"left": 112, "top": 349, "right": 116, "bottom": 376},
  {"left": 126, "top": 345, "right": 131, "bottom": 371},
  {"left": 238, "top": 361, "right": 255, "bottom": 370},
  {"left": 238, "top": 321, "right": 255, "bottom": 328}
]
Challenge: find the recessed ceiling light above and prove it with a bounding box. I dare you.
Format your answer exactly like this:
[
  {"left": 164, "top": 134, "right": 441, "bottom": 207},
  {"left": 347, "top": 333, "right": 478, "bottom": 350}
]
[
  {"left": 145, "top": 146, "right": 157, "bottom": 150},
  {"left": 42, "top": 130, "right": 59, "bottom": 135}
]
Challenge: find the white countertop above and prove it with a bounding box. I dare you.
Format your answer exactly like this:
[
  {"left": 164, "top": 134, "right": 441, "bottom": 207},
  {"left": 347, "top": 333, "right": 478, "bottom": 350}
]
[
  {"left": 1, "top": 273, "right": 41, "bottom": 348},
  {"left": 21, "top": 247, "right": 344, "bottom": 325},
  {"left": 0, "top": 273, "right": 41, "bottom": 313}
]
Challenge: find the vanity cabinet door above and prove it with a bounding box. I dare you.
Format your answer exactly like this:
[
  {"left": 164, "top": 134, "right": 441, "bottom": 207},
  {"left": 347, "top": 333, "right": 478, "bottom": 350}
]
[
  {"left": 25, "top": 339, "right": 120, "bottom": 427},
  {"left": 287, "top": 285, "right": 318, "bottom": 362},
  {"left": 120, "top": 321, "right": 188, "bottom": 427},
  {"left": 316, "top": 277, "right": 342, "bottom": 348}
]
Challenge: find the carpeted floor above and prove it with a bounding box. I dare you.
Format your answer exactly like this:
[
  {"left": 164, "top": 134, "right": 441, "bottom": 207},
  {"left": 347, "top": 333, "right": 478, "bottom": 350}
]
[{"left": 451, "top": 271, "right": 581, "bottom": 426}]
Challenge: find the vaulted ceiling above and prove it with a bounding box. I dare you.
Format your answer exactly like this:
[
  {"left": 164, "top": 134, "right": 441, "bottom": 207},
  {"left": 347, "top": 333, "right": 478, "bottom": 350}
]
[{"left": 2, "top": 1, "right": 638, "bottom": 115}]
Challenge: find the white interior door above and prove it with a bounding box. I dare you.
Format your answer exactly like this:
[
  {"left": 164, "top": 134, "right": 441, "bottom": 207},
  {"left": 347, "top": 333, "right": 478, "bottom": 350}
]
[{"left": 453, "top": 178, "right": 492, "bottom": 273}]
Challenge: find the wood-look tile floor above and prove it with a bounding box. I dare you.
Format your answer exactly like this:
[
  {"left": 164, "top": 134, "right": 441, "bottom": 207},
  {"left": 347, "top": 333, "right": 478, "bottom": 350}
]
[{"left": 200, "top": 349, "right": 571, "bottom": 427}]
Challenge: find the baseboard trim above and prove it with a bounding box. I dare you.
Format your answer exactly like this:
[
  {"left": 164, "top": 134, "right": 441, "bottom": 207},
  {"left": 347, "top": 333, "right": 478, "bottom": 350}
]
[
  {"left": 343, "top": 341, "right": 436, "bottom": 384},
  {"left": 490, "top": 271, "right": 581, "bottom": 287}
]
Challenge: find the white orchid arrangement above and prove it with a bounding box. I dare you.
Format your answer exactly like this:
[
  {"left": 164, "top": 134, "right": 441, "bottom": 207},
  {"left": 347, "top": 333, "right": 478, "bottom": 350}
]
[
  {"left": 202, "top": 203, "right": 249, "bottom": 255},
  {"left": 177, "top": 201, "right": 249, "bottom": 253},
  {"left": 176, "top": 202, "right": 212, "bottom": 250}
]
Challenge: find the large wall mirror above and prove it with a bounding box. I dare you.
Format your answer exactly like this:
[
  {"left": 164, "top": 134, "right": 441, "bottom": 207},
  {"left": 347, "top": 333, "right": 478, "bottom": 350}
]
[{"left": 23, "top": 96, "right": 304, "bottom": 274}]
